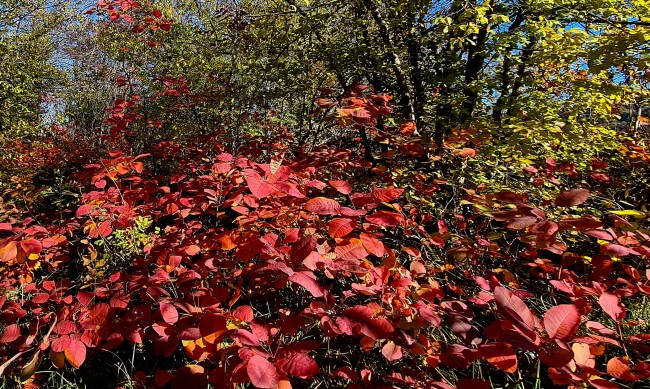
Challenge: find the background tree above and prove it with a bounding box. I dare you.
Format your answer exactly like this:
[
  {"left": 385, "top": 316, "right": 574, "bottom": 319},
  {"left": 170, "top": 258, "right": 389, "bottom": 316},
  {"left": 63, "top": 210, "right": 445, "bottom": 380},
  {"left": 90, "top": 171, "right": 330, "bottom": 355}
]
[{"left": 0, "top": 0, "right": 69, "bottom": 135}]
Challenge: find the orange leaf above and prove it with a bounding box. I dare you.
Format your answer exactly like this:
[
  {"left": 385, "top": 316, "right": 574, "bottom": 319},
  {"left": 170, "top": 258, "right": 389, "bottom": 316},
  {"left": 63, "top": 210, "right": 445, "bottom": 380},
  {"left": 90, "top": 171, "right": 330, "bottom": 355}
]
[
  {"left": 479, "top": 343, "right": 518, "bottom": 373},
  {"left": 64, "top": 340, "right": 86, "bottom": 368},
  {"left": 452, "top": 148, "right": 477, "bottom": 158},
  {"left": 185, "top": 245, "right": 200, "bottom": 256},
  {"left": 218, "top": 235, "right": 237, "bottom": 250},
  {"left": 0, "top": 242, "right": 18, "bottom": 262}
]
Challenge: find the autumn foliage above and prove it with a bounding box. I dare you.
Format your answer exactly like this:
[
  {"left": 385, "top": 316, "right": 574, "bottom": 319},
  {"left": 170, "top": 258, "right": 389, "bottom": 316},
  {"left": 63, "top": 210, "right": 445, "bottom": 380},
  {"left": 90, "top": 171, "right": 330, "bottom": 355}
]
[
  {"left": 2, "top": 1, "right": 650, "bottom": 389},
  {"left": 2, "top": 116, "right": 650, "bottom": 388}
]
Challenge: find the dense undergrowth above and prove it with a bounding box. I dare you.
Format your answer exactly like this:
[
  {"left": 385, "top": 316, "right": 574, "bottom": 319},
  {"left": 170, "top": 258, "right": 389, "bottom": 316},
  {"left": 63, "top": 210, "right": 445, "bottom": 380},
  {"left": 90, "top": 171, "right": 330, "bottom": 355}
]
[{"left": 1, "top": 116, "right": 649, "bottom": 388}]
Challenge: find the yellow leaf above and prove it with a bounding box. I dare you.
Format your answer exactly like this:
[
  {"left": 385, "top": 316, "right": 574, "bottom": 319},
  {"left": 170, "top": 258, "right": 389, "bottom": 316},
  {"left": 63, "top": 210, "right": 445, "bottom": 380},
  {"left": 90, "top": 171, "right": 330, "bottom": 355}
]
[{"left": 611, "top": 210, "right": 645, "bottom": 218}]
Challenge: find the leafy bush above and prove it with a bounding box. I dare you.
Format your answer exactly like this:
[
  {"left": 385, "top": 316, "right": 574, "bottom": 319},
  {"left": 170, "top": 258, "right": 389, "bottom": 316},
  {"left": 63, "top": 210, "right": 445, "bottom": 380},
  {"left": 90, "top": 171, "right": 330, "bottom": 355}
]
[{"left": 1, "top": 127, "right": 649, "bottom": 388}]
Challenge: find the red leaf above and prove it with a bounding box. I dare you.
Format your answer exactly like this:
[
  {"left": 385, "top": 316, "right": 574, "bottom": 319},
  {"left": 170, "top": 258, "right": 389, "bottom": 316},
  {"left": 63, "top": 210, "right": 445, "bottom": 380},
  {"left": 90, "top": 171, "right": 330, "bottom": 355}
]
[
  {"left": 86, "top": 303, "right": 109, "bottom": 327},
  {"left": 316, "top": 98, "right": 337, "bottom": 109},
  {"left": 505, "top": 215, "right": 538, "bottom": 230},
  {"left": 51, "top": 335, "right": 71, "bottom": 353},
  {"left": 0, "top": 324, "right": 21, "bottom": 343},
  {"left": 283, "top": 341, "right": 322, "bottom": 353},
  {"left": 398, "top": 143, "right": 425, "bottom": 157},
  {"left": 154, "top": 370, "right": 174, "bottom": 387},
  {"left": 277, "top": 352, "right": 319, "bottom": 378},
  {"left": 349, "top": 82, "right": 370, "bottom": 94},
  {"left": 302, "top": 251, "right": 331, "bottom": 270},
  {"left": 589, "top": 378, "right": 620, "bottom": 389},
  {"left": 543, "top": 304, "right": 581, "bottom": 340},
  {"left": 247, "top": 355, "right": 279, "bottom": 388},
  {"left": 493, "top": 191, "right": 526, "bottom": 204},
  {"left": 530, "top": 220, "right": 559, "bottom": 237},
  {"left": 478, "top": 343, "right": 518, "bottom": 373},
  {"left": 76, "top": 204, "right": 93, "bottom": 218},
  {"left": 171, "top": 364, "right": 207, "bottom": 389},
  {"left": 305, "top": 197, "right": 341, "bottom": 215},
  {"left": 328, "top": 218, "right": 357, "bottom": 238},
  {"left": 555, "top": 189, "right": 589, "bottom": 207},
  {"left": 98, "top": 220, "right": 112, "bottom": 236},
  {"left": 599, "top": 293, "right": 626, "bottom": 321},
  {"left": 30, "top": 292, "right": 52, "bottom": 304},
  {"left": 245, "top": 171, "right": 276, "bottom": 199},
  {"left": 110, "top": 293, "right": 130, "bottom": 309},
  {"left": 231, "top": 329, "right": 261, "bottom": 346},
  {"left": 601, "top": 244, "right": 631, "bottom": 257},
  {"left": 289, "top": 271, "right": 326, "bottom": 298},
  {"left": 152, "top": 9, "right": 162, "bottom": 18},
  {"left": 185, "top": 245, "right": 200, "bottom": 255},
  {"left": 440, "top": 344, "right": 480, "bottom": 369},
  {"left": 560, "top": 216, "right": 603, "bottom": 230},
  {"left": 64, "top": 339, "right": 86, "bottom": 368},
  {"left": 371, "top": 188, "right": 404, "bottom": 203},
  {"left": 340, "top": 207, "right": 367, "bottom": 217},
  {"left": 418, "top": 304, "right": 442, "bottom": 326},
  {"left": 199, "top": 314, "right": 227, "bottom": 344},
  {"left": 233, "top": 305, "right": 254, "bottom": 322},
  {"left": 486, "top": 318, "right": 540, "bottom": 351},
  {"left": 340, "top": 305, "right": 394, "bottom": 340},
  {"left": 494, "top": 286, "right": 538, "bottom": 332},
  {"left": 329, "top": 180, "right": 352, "bottom": 195},
  {"left": 381, "top": 341, "right": 403, "bottom": 361},
  {"left": 572, "top": 334, "right": 620, "bottom": 347},
  {"left": 366, "top": 211, "right": 404, "bottom": 227},
  {"left": 586, "top": 321, "right": 616, "bottom": 335},
  {"left": 54, "top": 321, "right": 76, "bottom": 335},
  {"left": 475, "top": 276, "right": 491, "bottom": 291},
  {"left": 360, "top": 232, "right": 385, "bottom": 257},
  {"left": 159, "top": 302, "right": 178, "bottom": 324},
  {"left": 539, "top": 348, "right": 574, "bottom": 367}
]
